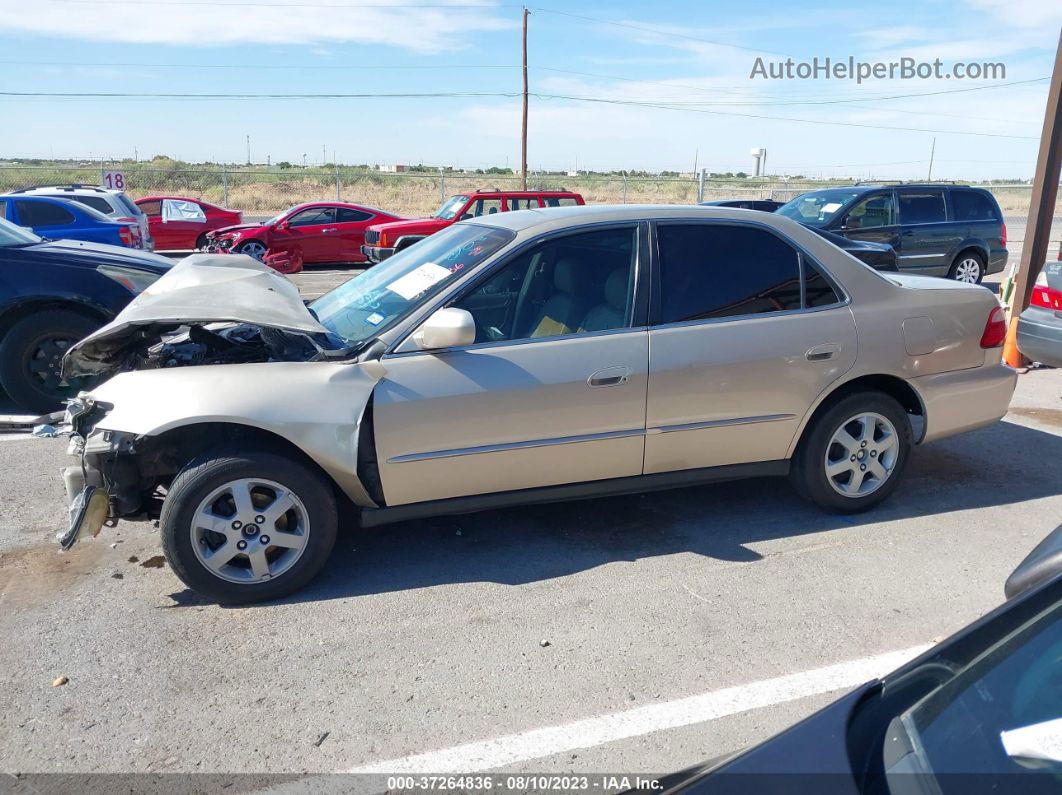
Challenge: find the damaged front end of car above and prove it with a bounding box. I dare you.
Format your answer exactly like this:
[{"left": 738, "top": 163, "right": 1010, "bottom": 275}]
[{"left": 53, "top": 253, "right": 376, "bottom": 552}]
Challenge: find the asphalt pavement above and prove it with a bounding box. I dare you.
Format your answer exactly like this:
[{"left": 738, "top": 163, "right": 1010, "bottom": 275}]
[{"left": 1, "top": 345, "right": 1060, "bottom": 780}]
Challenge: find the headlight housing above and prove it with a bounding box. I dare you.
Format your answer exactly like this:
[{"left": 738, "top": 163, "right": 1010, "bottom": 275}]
[{"left": 97, "top": 264, "right": 161, "bottom": 295}]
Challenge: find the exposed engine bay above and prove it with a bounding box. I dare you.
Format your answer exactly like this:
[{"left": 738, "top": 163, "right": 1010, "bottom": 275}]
[{"left": 70, "top": 321, "right": 324, "bottom": 377}]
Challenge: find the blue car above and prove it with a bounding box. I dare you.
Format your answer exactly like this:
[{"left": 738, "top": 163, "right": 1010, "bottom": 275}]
[
  {"left": 0, "top": 194, "right": 145, "bottom": 249},
  {"left": 0, "top": 217, "right": 171, "bottom": 412}
]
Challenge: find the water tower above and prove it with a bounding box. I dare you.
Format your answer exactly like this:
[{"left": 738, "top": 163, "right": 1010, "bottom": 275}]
[{"left": 750, "top": 147, "right": 766, "bottom": 177}]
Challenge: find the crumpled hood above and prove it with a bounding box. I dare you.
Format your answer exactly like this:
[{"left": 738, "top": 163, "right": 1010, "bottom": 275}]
[
  {"left": 65, "top": 253, "right": 330, "bottom": 374},
  {"left": 210, "top": 222, "right": 264, "bottom": 237}
]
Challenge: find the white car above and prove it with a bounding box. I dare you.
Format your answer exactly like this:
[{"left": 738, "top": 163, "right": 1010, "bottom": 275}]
[{"left": 56, "top": 205, "right": 1016, "bottom": 603}]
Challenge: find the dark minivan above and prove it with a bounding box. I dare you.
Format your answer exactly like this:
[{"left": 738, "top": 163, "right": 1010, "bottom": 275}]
[{"left": 777, "top": 183, "right": 1007, "bottom": 284}]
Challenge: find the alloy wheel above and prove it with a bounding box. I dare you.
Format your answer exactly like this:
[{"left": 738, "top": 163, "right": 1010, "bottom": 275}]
[
  {"left": 239, "top": 241, "right": 267, "bottom": 261},
  {"left": 191, "top": 478, "right": 310, "bottom": 584},
  {"left": 25, "top": 334, "right": 83, "bottom": 398},
  {"left": 953, "top": 257, "right": 982, "bottom": 283},
  {"left": 824, "top": 412, "right": 899, "bottom": 497}
]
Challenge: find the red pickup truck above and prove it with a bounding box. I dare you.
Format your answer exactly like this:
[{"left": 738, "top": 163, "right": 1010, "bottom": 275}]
[{"left": 361, "top": 189, "right": 585, "bottom": 263}]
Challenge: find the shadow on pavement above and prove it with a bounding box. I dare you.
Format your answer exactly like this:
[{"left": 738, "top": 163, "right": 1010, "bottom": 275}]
[{"left": 165, "top": 416, "right": 1062, "bottom": 608}]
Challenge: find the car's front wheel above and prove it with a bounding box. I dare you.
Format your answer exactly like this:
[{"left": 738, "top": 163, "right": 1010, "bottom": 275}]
[
  {"left": 236, "top": 240, "right": 267, "bottom": 261},
  {"left": 790, "top": 391, "right": 912, "bottom": 513},
  {"left": 160, "top": 447, "right": 338, "bottom": 604}
]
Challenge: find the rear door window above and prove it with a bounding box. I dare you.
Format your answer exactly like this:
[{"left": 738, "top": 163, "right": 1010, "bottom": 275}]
[
  {"left": 655, "top": 224, "right": 802, "bottom": 323},
  {"left": 898, "top": 191, "right": 947, "bottom": 224},
  {"left": 951, "top": 190, "right": 999, "bottom": 222},
  {"left": 543, "top": 197, "right": 580, "bottom": 207},
  {"left": 67, "top": 195, "right": 114, "bottom": 214},
  {"left": 15, "top": 200, "right": 76, "bottom": 227}
]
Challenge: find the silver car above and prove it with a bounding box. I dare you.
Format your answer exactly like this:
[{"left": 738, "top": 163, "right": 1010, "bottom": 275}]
[{"left": 56, "top": 205, "right": 1016, "bottom": 603}]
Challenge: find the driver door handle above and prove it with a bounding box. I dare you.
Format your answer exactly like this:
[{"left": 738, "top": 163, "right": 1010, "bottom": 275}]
[
  {"left": 322, "top": 228, "right": 337, "bottom": 233},
  {"left": 588, "top": 366, "right": 630, "bottom": 388}
]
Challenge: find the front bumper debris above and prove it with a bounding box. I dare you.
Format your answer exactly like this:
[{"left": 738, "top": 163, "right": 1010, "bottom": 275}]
[{"left": 57, "top": 485, "right": 110, "bottom": 550}]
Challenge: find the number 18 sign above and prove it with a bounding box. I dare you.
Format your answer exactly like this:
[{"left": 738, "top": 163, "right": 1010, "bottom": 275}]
[{"left": 102, "top": 171, "right": 126, "bottom": 190}]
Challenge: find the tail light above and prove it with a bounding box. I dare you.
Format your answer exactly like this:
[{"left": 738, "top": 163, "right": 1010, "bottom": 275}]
[
  {"left": 118, "top": 225, "right": 136, "bottom": 247},
  {"left": 1000, "top": 222, "right": 1007, "bottom": 249},
  {"left": 1030, "top": 272, "right": 1062, "bottom": 311},
  {"left": 980, "top": 305, "right": 1007, "bottom": 348}
]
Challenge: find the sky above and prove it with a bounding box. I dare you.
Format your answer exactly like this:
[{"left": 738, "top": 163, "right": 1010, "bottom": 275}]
[{"left": 0, "top": 0, "right": 1060, "bottom": 180}]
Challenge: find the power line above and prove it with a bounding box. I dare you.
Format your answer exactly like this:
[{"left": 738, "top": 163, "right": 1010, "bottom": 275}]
[
  {"left": 533, "top": 93, "right": 1040, "bottom": 140},
  {"left": 39, "top": 0, "right": 518, "bottom": 6}
]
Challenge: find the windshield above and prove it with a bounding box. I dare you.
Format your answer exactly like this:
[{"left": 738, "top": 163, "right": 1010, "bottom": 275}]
[
  {"left": 881, "top": 602, "right": 1062, "bottom": 791},
  {"left": 0, "top": 216, "right": 42, "bottom": 247},
  {"left": 776, "top": 189, "right": 863, "bottom": 227},
  {"left": 433, "top": 195, "right": 470, "bottom": 220},
  {"left": 310, "top": 223, "right": 515, "bottom": 347}
]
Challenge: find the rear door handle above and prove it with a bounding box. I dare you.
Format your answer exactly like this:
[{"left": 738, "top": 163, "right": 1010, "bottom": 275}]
[
  {"left": 322, "top": 228, "right": 337, "bottom": 233},
  {"left": 806, "top": 343, "right": 841, "bottom": 362},
  {"left": 588, "top": 366, "right": 630, "bottom": 388}
]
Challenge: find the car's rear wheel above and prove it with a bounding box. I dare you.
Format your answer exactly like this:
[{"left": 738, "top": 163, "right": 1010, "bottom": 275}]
[
  {"left": 236, "top": 240, "right": 267, "bottom": 261},
  {"left": 790, "top": 391, "right": 912, "bottom": 513},
  {"left": 0, "top": 309, "right": 98, "bottom": 413},
  {"left": 160, "top": 447, "right": 338, "bottom": 604},
  {"left": 948, "top": 251, "right": 984, "bottom": 284}
]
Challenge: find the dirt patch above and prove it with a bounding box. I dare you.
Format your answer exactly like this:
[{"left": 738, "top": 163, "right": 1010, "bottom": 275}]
[
  {"left": 1008, "top": 407, "right": 1062, "bottom": 428},
  {"left": 0, "top": 539, "right": 108, "bottom": 606}
]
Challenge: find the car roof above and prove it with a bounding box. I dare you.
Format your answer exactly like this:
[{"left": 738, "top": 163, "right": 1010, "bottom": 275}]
[
  {"left": 464, "top": 203, "right": 802, "bottom": 233},
  {"left": 13, "top": 184, "right": 122, "bottom": 196},
  {"left": 465, "top": 190, "right": 580, "bottom": 196}
]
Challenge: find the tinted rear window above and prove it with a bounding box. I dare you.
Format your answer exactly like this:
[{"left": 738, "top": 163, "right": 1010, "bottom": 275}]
[
  {"left": 656, "top": 224, "right": 802, "bottom": 323},
  {"left": 16, "top": 200, "right": 76, "bottom": 227},
  {"left": 951, "top": 190, "right": 999, "bottom": 222},
  {"left": 543, "top": 197, "right": 580, "bottom": 207}
]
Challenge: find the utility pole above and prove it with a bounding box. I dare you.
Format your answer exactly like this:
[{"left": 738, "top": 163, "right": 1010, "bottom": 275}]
[
  {"left": 927, "top": 137, "right": 936, "bottom": 181},
  {"left": 520, "top": 6, "right": 529, "bottom": 191},
  {"left": 1005, "top": 29, "right": 1062, "bottom": 365},
  {"left": 323, "top": 144, "right": 327, "bottom": 166},
  {"left": 246, "top": 135, "right": 251, "bottom": 166}
]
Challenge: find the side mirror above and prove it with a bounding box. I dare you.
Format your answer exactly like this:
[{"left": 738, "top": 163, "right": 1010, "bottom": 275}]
[
  {"left": 1005, "top": 524, "right": 1062, "bottom": 600},
  {"left": 275, "top": 221, "right": 290, "bottom": 232},
  {"left": 412, "top": 308, "right": 475, "bottom": 351}
]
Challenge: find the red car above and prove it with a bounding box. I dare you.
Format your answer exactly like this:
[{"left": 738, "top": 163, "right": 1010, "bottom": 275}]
[
  {"left": 361, "top": 190, "right": 584, "bottom": 263},
  {"left": 205, "top": 202, "right": 402, "bottom": 266},
  {"left": 135, "top": 196, "right": 242, "bottom": 252}
]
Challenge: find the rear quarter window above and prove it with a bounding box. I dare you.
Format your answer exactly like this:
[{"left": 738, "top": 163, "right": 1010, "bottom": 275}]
[
  {"left": 950, "top": 190, "right": 1000, "bottom": 222},
  {"left": 543, "top": 197, "right": 580, "bottom": 207}
]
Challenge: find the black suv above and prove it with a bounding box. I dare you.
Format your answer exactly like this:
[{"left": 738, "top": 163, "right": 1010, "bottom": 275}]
[{"left": 776, "top": 183, "right": 1007, "bottom": 283}]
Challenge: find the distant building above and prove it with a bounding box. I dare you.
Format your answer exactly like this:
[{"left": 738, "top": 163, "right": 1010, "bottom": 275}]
[{"left": 378, "top": 164, "right": 409, "bottom": 173}]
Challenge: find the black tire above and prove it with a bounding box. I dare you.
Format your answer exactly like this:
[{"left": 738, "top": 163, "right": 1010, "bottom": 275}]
[
  {"left": 947, "top": 250, "right": 985, "bottom": 284},
  {"left": 789, "top": 391, "right": 913, "bottom": 514},
  {"left": 194, "top": 233, "right": 209, "bottom": 251},
  {"left": 160, "top": 446, "right": 338, "bottom": 604},
  {"left": 0, "top": 309, "right": 99, "bottom": 413}
]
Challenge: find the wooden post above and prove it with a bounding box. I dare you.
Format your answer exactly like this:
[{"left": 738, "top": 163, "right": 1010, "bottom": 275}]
[
  {"left": 1005, "top": 29, "right": 1062, "bottom": 365},
  {"left": 521, "top": 7, "right": 529, "bottom": 191}
]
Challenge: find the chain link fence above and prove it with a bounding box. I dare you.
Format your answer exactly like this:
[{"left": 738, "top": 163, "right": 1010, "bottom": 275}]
[{"left": 0, "top": 163, "right": 1043, "bottom": 219}]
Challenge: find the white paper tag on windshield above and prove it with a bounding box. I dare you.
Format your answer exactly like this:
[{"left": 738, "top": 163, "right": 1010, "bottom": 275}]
[
  {"left": 821, "top": 202, "right": 842, "bottom": 213},
  {"left": 1001, "top": 717, "right": 1062, "bottom": 763},
  {"left": 386, "top": 262, "right": 451, "bottom": 300}
]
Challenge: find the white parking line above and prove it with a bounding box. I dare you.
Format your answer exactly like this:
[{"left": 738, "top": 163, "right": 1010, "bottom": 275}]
[{"left": 348, "top": 644, "right": 931, "bottom": 773}]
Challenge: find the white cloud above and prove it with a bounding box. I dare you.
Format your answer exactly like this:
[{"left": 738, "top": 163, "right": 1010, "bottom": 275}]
[
  {"left": 963, "top": 0, "right": 1062, "bottom": 29},
  {"left": 0, "top": 0, "right": 512, "bottom": 53}
]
